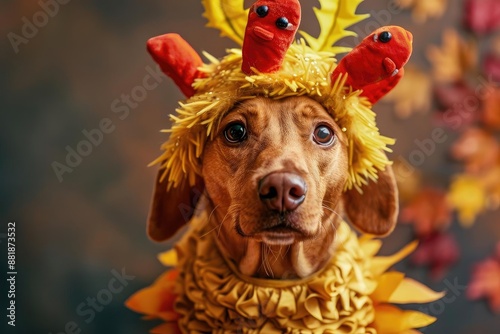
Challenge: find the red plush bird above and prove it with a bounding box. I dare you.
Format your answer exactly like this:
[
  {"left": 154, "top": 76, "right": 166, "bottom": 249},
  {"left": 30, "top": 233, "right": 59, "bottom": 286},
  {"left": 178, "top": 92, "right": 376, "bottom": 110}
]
[
  {"left": 331, "top": 26, "right": 413, "bottom": 103},
  {"left": 241, "top": 0, "right": 301, "bottom": 75}
]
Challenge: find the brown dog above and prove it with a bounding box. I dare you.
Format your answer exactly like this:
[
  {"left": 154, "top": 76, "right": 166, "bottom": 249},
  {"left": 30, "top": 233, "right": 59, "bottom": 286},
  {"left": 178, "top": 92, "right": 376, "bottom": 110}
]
[{"left": 148, "top": 95, "right": 398, "bottom": 279}]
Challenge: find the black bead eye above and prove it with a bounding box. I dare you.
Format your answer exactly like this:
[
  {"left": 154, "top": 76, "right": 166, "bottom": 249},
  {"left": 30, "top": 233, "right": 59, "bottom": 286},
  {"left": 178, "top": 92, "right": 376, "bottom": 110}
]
[
  {"left": 255, "top": 5, "right": 268, "bottom": 17},
  {"left": 378, "top": 31, "right": 392, "bottom": 43},
  {"left": 313, "top": 125, "right": 335, "bottom": 146},
  {"left": 224, "top": 123, "right": 247, "bottom": 144},
  {"left": 276, "top": 17, "right": 289, "bottom": 29}
]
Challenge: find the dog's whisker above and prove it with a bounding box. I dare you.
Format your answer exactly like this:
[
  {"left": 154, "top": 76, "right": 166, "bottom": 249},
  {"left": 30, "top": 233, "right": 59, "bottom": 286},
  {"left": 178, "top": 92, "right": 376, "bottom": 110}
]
[
  {"left": 217, "top": 210, "right": 233, "bottom": 238},
  {"left": 270, "top": 247, "right": 281, "bottom": 263},
  {"left": 284, "top": 245, "right": 291, "bottom": 259},
  {"left": 201, "top": 204, "right": 238, "bottom": 239},
  {"left": 271, "top": 246, "right": 289, "bottom": 266},
  {"left": 266, "top": 248, "right": 275, "bottom": 278},
  {"left": 263, "top": 245, "right": 270, "bottom": 276},
  {"left": 214, "top": 206, "right": 242, "bottom": 238},
  {"left": 199, "top": 205, "right": 222, "bottom": 238},
  {"left": 260, "top": 244, "right": 275, "bottom": 278},
  {"left": 199, "top": 223, "right": 223, "bottom": 239},
  {"left": 207, "top": 204, "right": 220, "bottom": 223},
  {"left": 321, "top": 205, "right": 343, "bottom": 226},
  {"left": 260, "top": 244, "right": 268, "bottom": 277}
]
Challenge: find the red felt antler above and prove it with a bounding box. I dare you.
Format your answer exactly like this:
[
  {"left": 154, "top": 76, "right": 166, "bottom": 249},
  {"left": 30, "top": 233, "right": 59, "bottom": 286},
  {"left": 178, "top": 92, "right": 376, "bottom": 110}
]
[
  {"left": 147, "top": 34, "right": 205, "bottom": 97},
  {"left": 241, "top": 0, "right": 301, "bottom": 75}
]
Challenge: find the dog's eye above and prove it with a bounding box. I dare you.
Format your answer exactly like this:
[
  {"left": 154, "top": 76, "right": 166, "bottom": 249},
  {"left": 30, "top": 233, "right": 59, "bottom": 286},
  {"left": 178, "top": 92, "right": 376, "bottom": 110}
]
[
  {"left": 224, "top": 123, "right": 247, "bottom": 144},
  {"left": 255, "top": 5, "right": 268, "bottom": 17},
  {"left": 313, "top": 125, "right": 335, "bottom": 146}
]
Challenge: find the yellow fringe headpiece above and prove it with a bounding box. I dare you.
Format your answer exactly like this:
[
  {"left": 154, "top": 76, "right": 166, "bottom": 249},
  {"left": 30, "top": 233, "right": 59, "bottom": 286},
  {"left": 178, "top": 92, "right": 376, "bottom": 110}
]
[{"left": 149, "top": 0, "right": 395, "bottom": 192}]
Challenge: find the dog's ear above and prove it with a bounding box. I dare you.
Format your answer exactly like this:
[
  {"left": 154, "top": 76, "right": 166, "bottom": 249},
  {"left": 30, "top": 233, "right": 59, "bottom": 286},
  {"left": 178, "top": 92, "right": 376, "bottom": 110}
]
[
  {"left": 147, "top": 169, "right": 204, "bottom": 242},
  {"left": 343, "top": 165, "right": 398, "bottom": 236}
]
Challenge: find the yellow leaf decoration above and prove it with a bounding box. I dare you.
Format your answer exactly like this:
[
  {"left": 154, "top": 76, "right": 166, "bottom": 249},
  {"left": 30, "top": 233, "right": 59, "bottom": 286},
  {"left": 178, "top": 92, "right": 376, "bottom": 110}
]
[
  {"left": 389, "top": 277, "right": 446, "bottom": 304},
  {"left": 202, "top": 0, "right": 248, "bottom": 45},
  {"left": 158, "top": 249, "right": 178, "bottom": 267},
  {"left": 373, "top": 304, "right": 437, "bottom": 333},
  {"left": 371, "top": 272, "right": 445, "bottom": 305},
  {"left": 299, "top": 0, "right": 369, "bottom": 54},
  {"left": 370, "top": 272, "right": 406, "bottom": 303},
  {"left": 447, "top": 175, "right": 488, "bottom": 227}
]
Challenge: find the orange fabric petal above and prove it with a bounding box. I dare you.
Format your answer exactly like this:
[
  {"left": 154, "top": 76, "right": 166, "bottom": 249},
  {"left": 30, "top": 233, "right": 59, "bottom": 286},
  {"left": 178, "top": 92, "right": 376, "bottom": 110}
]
[
  {"left": 125, "top": 269, "right": 179, "bottom": 322},
  {"left": 151, "top": 322, "right": 182, "bottom": 334}
]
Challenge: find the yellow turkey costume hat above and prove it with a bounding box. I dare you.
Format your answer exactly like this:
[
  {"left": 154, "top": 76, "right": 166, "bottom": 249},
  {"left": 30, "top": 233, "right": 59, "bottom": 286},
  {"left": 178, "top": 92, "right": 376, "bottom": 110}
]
[{"left": 147, "top": 0, "right": 413, "bottom": 192}]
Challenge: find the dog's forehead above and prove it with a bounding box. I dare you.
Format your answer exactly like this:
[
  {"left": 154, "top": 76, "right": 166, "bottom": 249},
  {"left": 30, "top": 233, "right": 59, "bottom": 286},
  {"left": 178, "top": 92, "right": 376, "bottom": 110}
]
[{"left": 230, "top": 96, "right": 331, "bottom": 120}]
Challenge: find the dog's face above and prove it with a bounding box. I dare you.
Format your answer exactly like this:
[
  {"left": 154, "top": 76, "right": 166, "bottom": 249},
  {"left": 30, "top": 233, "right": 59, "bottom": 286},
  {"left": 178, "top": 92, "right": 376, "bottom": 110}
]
[
  {"left": 148, "top": 96, "right": 398, "bottom": 279},
  {"left": 203, "top": 96, "right": 347, "bottom": 243}
]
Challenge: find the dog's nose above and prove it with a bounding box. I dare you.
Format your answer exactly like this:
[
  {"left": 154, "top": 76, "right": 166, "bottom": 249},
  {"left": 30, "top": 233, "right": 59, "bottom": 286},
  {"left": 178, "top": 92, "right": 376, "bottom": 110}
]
[{"left": 259, "top": 173, "right": 307, "bottom": 212}]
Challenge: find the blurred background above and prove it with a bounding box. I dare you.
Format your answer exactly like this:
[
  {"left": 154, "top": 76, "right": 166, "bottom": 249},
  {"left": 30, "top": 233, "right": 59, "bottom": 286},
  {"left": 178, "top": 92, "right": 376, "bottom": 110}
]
[{"left": 1, "top": 0, "right": 500, "bottom": 333}]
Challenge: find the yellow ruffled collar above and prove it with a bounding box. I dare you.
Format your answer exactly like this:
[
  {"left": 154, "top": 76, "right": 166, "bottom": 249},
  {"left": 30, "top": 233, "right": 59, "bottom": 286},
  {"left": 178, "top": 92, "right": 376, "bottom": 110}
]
[
  {"left": 175, "top": 211, "right": 376, "bottom": 333},
  {"left": 127, "top": 210, "right": 444, "bottom": 334}
]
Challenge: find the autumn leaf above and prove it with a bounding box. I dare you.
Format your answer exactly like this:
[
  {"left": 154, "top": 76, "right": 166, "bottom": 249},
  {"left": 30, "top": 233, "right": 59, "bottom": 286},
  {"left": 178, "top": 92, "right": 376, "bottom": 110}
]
[
  {"left": 483, "top": 57, "right": 500, "bottom": 89},
  {"left": 477, "top": 165, "right": 500, "bottom": 210},
  {"left": 450, "top": 128, "right": 499, "bottom": 174},
  {"left": 464, "top": 0, "right": 500, "bottom": 35},
  {"left": 411, "top": 232, "right": 460, "bottom": 280},
  {"left": 395, "top": 0, "right": 448, "bottom": 23},
  {"left": 400, "top": 188, "right": 452, "bottom": 236},
  {"left": 467, "top": 242, "right": 500, "bottom": 313},
  {"left": 427, "top": 29, "right": 477, "bottom": 84},
  {"left": 432, "top": 83, "right": 478, "bottom": 129},
  {"left": 481, "top": 86, "right": 500, "bottom": 130},
  {"left": 434, "top": 83, "right": 473, "bottom": 110},
  {"left": 447, "top": 175, "right": 487, "bottom": 227},
  {"left": 482, "top": 36, "right": 500, "bottom": 86},
  {"left": 383, "top": 66, "right": 432, "bottom": 118}
]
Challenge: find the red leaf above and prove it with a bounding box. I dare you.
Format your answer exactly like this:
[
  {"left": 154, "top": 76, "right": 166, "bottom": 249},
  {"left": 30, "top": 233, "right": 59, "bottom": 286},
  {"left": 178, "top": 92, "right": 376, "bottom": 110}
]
[
  {"left": 483, "top": 53, "right": 500, "bottom": 84},
  {"left": 467, "top": 242, "right": 500, "bottom": 313},
  {"left": 464, "top": 0, "right": 500, "bottom": 35},
  {"left": 411, "top": 232, "right": 460, "bottom": 280}
]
